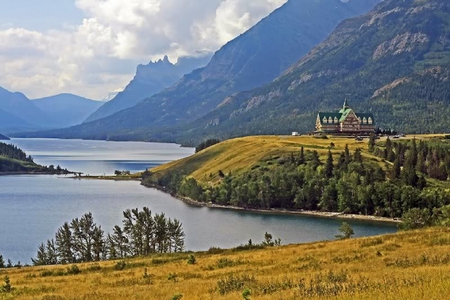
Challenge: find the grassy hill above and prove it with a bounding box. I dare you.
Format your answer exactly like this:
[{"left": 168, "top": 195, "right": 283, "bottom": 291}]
[
  {"left": 2, "top": 228, "right": 450, "bottom": 299},
  {"left": 151, "top": 134, "right": 442, "bottom": 184}
]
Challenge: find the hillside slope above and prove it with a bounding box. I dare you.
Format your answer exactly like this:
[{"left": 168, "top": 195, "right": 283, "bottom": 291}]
[
  {"left": 179, "top": 0, "right": 450, "bottom": 141},
  {"left": 84, "top": 54, "right": 212, "bottom": 122},
  {"left": 3, "top": 228, "right": 450, "bottom": 299},
  {"left": 151, "top": 135, "right": 376, "bottom": 184},
  {"left": 32, "top": 94, "right": 103, "bottom": 127},
  {"left": 23, "top": 0, "right": 380, "bottom": 141}
]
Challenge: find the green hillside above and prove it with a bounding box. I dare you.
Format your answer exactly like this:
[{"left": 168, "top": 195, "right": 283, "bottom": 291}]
[
  {"left": 179, "top": 0, "right": 450, "bottom": 143},
  {"left": 146, "top": 134, "right": 450, "bottom": 220},
  {"left": 0, "top": 142, "right": 69, "bottom": 174}
]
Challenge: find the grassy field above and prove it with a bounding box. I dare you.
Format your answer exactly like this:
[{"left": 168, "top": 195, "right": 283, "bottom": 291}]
[
  {"left": 2, "top": 228, "right": 450, "bottom": 299},
  {"left": 150, "top": 134, "right": 443, "bottom": 184}
]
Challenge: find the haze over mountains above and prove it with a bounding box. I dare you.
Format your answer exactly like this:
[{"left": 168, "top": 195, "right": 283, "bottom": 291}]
[
  {"left": 21, "top": 0, "right": 380, "bottom": 142},
  {"left": 0, "top": 86, "right": 102, "bottom": 134},
  {"left": 32, "top": 94, "right": 103, "bottom": 127},
  {"left": 85, "top": 53, "right": 213, "bottom": 123}
]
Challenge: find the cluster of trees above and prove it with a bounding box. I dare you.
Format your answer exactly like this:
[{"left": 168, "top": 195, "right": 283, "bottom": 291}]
[
  {"left": 0, "top": 142, "right": 33, "bottom": 162},
  {"left": 32, "top": 208, "right": 184, "bottom": 266},
  {"left": 0, "top": 255, "right": 21, "bottom": 269},
  {"left": 195, "top": 139, "right": 221, "bottom": 153},
  {"left": 371, "top": 137, "right": 450, "bottom": 182},
  {"left": 0, "top": 142, "right": 70, "bottom": 174},
  {"left": 145, "top": 140, "right": 450, "bottom": 219}
]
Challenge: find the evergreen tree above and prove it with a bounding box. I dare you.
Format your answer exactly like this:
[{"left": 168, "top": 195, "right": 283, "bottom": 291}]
[
  {"left": 325, "top": 150, "right": 334, "bottom": 178},
  {"left": 368, "top": 133, "right": 376, "bottom": 152},
  {"left": 0, "top": 255, "right": 4, "bottom": 268},
  {"left": 390, "top": 156, "right": 401, "bottom": 180},
  {"left": 32, "top": 243, "right": 48, "bottom": 266}
]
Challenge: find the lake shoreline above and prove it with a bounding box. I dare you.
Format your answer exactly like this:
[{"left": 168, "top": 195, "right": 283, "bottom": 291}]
[
  {"left": 72, "top": 175, "right": 401, "bottom": 224},
  {"left": 143, "top": 182, "right": 402, "bottom": 224}
]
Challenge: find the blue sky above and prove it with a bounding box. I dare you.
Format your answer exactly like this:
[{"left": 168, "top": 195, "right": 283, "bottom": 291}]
[
  {"left": 0, "top": 1, "right": 84, "bottom": 31},
  {"left": 0, "top": 0, "right": 286, "bottom": 99}
]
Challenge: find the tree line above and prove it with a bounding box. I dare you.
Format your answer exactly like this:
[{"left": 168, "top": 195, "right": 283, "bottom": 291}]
[
  {"left": 143, "top": 138, "right": 450, "bottom": 220},
  {"left": 32, "top": 208, "right": 185, "bottom": 266},
  {"left": 0, "top": 142, "right": 33, "bottom": 162}
]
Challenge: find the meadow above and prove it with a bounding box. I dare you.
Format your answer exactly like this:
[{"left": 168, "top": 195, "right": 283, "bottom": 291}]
[{"left": 1, "top": 227, "right": 450, "bottom": 299}]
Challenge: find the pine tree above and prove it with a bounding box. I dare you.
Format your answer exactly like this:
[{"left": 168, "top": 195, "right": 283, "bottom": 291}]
[
  {"left": 325, "top": 150, "right": 334, "bottom": 178},
  {"left": 391, "top": 156, "right": 401, "bottom": 180},
  {"left": 0, "top": 254, "right": 5, "bottom": 268},
  {"left": 368, "top": 133, "right": 376, "bottom": 152},
  {"left": 31, "top": 243, "right": 48, "bottom": 266}
]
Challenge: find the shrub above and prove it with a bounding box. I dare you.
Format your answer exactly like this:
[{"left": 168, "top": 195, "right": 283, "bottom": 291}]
[
  {"left": 66, "top": 265, "right": 81, "bottom": 275},
  {"left": 114, "top": 261, "right": 127, "bottom": 271},
  {"left": 187, "top": 254, "right": 196, "bottom": 265}
]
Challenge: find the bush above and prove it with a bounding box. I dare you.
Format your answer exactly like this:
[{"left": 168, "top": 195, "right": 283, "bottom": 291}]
[
  {"left": 66, "top": 265, "right": 81, "bottom": 275},
  {"left": 187, "top": 254, "right": 196, "bottom": 265},
  {"left": 114, "top": 261, "right": 127, "bottom": 271}
]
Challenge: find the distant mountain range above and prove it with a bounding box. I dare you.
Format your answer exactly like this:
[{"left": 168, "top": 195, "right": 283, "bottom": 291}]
[
  {"left": 21, "top": 0, "right": 380, "bottom": 141},
  {"left": 0, "top": 133, "right": 9, "bottom": 140},
  {"left": 0, "top": 86, "right": 51, "bottom": 133},
  {"left": 32, "top": 94, "right": 103, "bottom": 127},
  {"left": 0, "top": 86, "right": 101, "bottom": 133},
  {"left": 84, "top": 54, "right": 212, "bottom": 123}
]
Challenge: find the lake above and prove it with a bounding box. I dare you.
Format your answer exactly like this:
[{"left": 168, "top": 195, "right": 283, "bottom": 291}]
[{"left": 0, "top": 139, "right": 397, "bottom": 264}]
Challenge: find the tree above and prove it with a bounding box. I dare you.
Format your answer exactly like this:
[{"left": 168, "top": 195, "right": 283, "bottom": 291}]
[
  {"left": 55, "top": 222, "right": 74, "bottom": 264},
  {"left": 325, "top": 150, "right": 334, "bottom": 178},
  {"left": 0, "top": 255, "right": 5, "bottom": 268},
  {"left": 368, "top": 133, "right": 376, "bottom": 152},
  {"left": 31, "top": 243, "right": 48, "bottom": 266},
  {"left": 400, "top": 208, "right": 433, "bottom": 230},
  {"left": 335, "top": 222, "right": 354, "bottom": 239}
]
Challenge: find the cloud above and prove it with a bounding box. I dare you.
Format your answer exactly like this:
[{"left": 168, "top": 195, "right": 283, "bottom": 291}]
[{"left": 0, "top": 0, "right": 287, "bottom": 99}]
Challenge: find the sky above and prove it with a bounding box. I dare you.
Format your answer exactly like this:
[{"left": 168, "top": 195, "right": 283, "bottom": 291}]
[{"left": 0, "top": 0, "right": 287, "bottom": 100}]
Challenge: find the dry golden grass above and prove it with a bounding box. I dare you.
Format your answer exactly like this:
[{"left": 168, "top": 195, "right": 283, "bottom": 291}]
[
  {"left": 151, "top": 134, "right": 443, "bottom": 184},
  {"left": 2, "top": 228, "right": 450, "bottom": 299}
]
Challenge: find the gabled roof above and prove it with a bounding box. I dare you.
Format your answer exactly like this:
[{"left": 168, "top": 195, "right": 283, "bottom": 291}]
[{"left": 317, "top": 112, "right": 342, "bottom": 125}]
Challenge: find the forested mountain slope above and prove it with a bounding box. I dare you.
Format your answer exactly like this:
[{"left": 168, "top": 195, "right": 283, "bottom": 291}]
[
  {"left": 21, "top": 0, "right": 380, "bottom": 141},
  {"left": 179, "top": 0, "right": 450, "bottom": 141}
]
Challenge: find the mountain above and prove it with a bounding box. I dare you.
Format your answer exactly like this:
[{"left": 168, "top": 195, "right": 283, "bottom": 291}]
[
  {"left": 177, "top": 0, "right": 450, "bottom": 141},
  {"left": 0, "top": 133, "right": 9, "bottom": 140},
  {"left": 84, "top": 54, "right": 212, "bottom": 123},
  {"left": 25, "top": 0, "right": 380, "bottom": 141},
  {"left": 32, "top": 94, "right": 103, "bottom": 127},
  {"left": 0, "top": 86, "right": 54, "bottom": 133}
]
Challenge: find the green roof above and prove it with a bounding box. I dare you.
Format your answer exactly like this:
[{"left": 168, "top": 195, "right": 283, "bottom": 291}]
[{"left": 317, "top": 111, "right": 375, "bottom": 125}]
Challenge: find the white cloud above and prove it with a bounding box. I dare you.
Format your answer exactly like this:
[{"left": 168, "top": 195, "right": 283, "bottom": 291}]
[{"left": 0, "top": 0, "right": 287, "bottom": 99}]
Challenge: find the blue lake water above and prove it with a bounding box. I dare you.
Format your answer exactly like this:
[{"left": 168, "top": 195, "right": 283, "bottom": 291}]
[{"left": 0, "top": 139, "right": 397, "bottom": 264}]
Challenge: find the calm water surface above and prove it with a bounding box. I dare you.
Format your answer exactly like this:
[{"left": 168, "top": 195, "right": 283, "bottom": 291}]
[{"left": 0, "top": 139, "right": 397, "bottom": 263}]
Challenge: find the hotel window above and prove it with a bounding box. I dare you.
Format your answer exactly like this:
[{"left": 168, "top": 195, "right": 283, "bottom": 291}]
[
  {"left": 368, "top": 117, "right": 373, "bottom": 124},
  {"left": 323, "top": 117, "right": 327, "bottom": 124}
]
